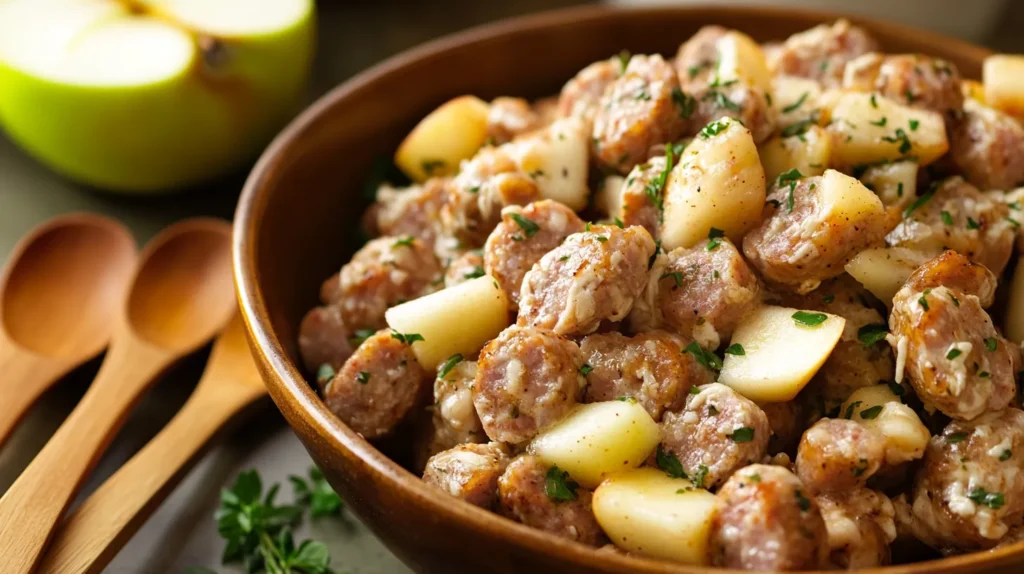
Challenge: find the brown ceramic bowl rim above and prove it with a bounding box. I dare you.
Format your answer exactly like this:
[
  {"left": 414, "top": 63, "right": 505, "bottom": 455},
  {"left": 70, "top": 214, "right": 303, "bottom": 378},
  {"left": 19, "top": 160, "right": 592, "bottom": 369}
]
[{"left": 235, "top": 4, "right": 1019, "bottom": 573}]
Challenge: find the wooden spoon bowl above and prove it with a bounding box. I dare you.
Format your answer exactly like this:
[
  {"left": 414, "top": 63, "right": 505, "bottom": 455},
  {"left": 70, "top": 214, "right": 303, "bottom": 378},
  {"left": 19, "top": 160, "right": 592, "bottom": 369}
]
[{"left": 234, "top": 5, "right": 1016, "bottom": 574}]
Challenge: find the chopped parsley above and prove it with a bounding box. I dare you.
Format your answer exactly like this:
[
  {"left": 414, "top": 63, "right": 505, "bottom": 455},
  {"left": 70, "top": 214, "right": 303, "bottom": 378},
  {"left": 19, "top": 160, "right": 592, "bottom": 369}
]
[
  {"left": 613, "top": 217, "right": 624, "bottom": 228},
  {"left": 392, "top": 236, "right": 416, "bottom": 248},
  {"left": 1000, "top": 450, "right": 1013, "bottom": 462},
  {"left": 672, "top": 88, "right": 696, "bottom": 119},
  {"left": 685, "top": 341, "right": 722, "bottom": 371},
  {"left": 853, "top": 458, "right": 870, "bottom": 477},
  {"left": 1007, "top": 217, "right": 1021, "bottom": 228},
  {"left": 616, "top": 49, "right": 631, "bottom": 73},
  {"left": 390, "top": 331, "right": 425, "bottom": 345},
  {"left": 728, "top": 427, "right": 755, "bottom": 443},
  {"left": 644, "top": 146, "right": 674, "bottom": 219},
  {"left": 545, "top": 465, "right": 580, "bottom": 502},
  {"left": 781, "top": 118, "right": 815, "bottom": 138},
  {"left": 858, "top": 323, "right": 889, "bottom": 347},
  {"left": 949, "top": 293, "right": 960, "bottom": 307},
  {"left": 703, "top": 89, "right": 741, "bottom": 112},
  {"left": 463, "top": 266, "right": 486, "bottom": 280},
  {"left": 782, "top": 92, "right": 809, "bottom": 113},
  {"left": 662, "top": 271, "right": 684, "bottom": 288},
  {"left": 909, "top": 119, "right": 920, "bottom": 131},
  {"left": 946, "top": 348, "right": 962, "bottom": 360},
  {"left": 860, "top": 405, "right": 883, "bottom": 420},
  {"left": 691, "top": 464, "right": 710, "bottom": 489},
  {"left": 724, "top": 343, "right": 745, "bottom": 356},
  {"left": 776, "top": 168, "right": 803, "bottom": 213},
  {"left": 356, "top": 371, "right": 371, "bottom": 384},
  {"left": 941, "top": 210, "right": 954, "bottom": 225},
  {"left": 795, "top": 489, "right": 811, "bottom": 511},
  {"left": 579, "top": 363, "right": 594, "bottom": 376},
  {"left": 870, "top": 94, "right": 879, "bottom": 109},
  {"left": 870, "top": 116, "right": 888, "bottom": 127},
  {"left": 882, "top": 127, "right": 912, "bottom": 155},
  {"left": 844, "top": 401, "right": 863, "bottom": 420},
  {"left": 985, "top": 338, "right": 998, "bottom": 352},
  {"left": 421, "top": 159, "right": 446, "bottom": 176},
  {"left": 706, "top": 227, "right": 725, "bottom": 251},
  {"left": 656, "top": 444, "right": 686, "bottom": 479},
  {"left": 438, "top": 354, "right": 464, "bottom": 379},
  {"left": 698, "top": 118, "right": 732, "bottom": 140},
  {"left": 946, "top": 431, "right": 969, "bottom": 444},
  {"left": 919, "top": 288, "right": 932, "bottom": 311},
  {"left": 967, "top": 217, "right": 981, "bottom": 230},
  {"left": 316, "top": 364, "right": 336, "bottom": 383},
  {"left": 616, "top": 396, "right": 638, "bottom": 404},
  {"left": 792, "top": 311, "right": 828, "bottom": 327},
  {"left": 967, "top": 487, "right": 1005, "bottom": 510},
  {"left": 509, "top": 213, "right": 540, "bottom": 238},
  {"left": 689, "top": 386, "right": 702, "bottom": 395}
]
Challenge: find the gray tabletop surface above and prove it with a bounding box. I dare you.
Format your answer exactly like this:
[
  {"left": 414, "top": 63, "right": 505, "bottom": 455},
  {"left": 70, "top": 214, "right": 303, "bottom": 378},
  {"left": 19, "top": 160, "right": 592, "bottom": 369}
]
[{"left": 1, "top": 2, "right": 1021, "bottom": 573}]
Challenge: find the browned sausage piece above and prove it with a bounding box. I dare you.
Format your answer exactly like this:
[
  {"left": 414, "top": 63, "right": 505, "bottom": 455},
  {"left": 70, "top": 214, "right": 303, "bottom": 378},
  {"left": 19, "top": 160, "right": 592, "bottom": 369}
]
[
  {"left": 631, "top": 238, "right": 760, "bottom": 350},
  {"left": 324, "top": 329, "right": 430, "bottom": 439},
  {"left": 950, "top": 99, "right": 1024, "bottom": 192},
  {"left": 580, "top": 330, "right": 714, "bottom": 421},
  {"left": 889, "top": 253, "right": 1016, "bottom": 420},
  {"left": 422, "top": 442, "right": 511, "bottom": 509},
  {"left": 374, "top": 177, "right": 450, "bottom": 249},
  {"left": 816, "top": 488, "right": 897, "bottom": 569},
  {"left": 473, "top": 325, "right": 584, "bottom": 444},
  {"left": 412, "top": 411, "right": 487, "bottom": 474},
  {"left": 319, "top": 272, "right": 343, "bottom": 305},
  {"left": 844, "top": 53, "right": 964, "bottom": 118},
  {"left": 902, "top": 249, "right": 998, "bottom": 305},
  {"left": 519, "top": 224, "right": 656, "bottom": 336},
  {"left": 442, "top": 146, "right": 540, "bottom": 247},
  {"left": 898, "top": 409, "right": 1024, "bottom": 552},
  {"left": 618, "top": 156, "right": 668, "bottom": 238},
  {"left": 498, "top": 454, "right": 607, "bottom": 546},
  {"left": 743, "top": 174, "right": 887, "bottom": 294},
  {"left": 660, "top": 383, "right": 770, "bottom": 490},
  {"left": 434, "top": 358, "right": 483, "bottom": 435},
  {"left": 886, "top": 177, "right": 1016, "bottom": 276},
  {"left": 766, "top": 19, "right": 879, "bottom": 88},
  {"left": 337, "top": 236, "right": 442, "bottom": 331},
  {"left": 486, "top": 97, "right": 542, "bottom": 145},
  {"left": 796, "top": 418, "right": 886, "bottom": 493},
  {"left": 443, "top": 250, "right": 485, "bottom": 289},
  {"left": 297, "top": 305, "right": 353, "bottom": 387},
  {"left": 709, "top": 464, "right": 830, "bottom": 570},
  {"left": 592, "top": 54, "right": 689, "bottom": 175},
  {"left": 484, "top": 200, "right": 585, "bottom": 309},
  {"left": 771, "top": 275, "right": 894, "bottom": 412},
  {"left": 557, "top": 57, "right": 621, "bottom": 125}
]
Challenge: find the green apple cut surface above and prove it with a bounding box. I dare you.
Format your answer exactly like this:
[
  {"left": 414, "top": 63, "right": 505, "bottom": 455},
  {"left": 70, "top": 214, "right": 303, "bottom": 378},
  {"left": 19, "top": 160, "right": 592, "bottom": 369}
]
[{"left": 0, "top": 0, "right": 314, "bottom": 193}]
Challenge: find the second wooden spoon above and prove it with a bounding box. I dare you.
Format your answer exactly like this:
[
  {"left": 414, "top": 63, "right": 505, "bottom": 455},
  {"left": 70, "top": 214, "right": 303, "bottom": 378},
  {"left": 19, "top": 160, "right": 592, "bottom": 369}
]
[{"left": 0, "top": 218, "right": 236, "bottom": 574}]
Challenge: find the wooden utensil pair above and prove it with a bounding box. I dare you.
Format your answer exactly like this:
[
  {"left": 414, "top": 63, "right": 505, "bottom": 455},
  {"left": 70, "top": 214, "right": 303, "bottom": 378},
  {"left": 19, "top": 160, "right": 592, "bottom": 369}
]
[{"left": 0, "top": 214, "right": 268, "bottom": 574}]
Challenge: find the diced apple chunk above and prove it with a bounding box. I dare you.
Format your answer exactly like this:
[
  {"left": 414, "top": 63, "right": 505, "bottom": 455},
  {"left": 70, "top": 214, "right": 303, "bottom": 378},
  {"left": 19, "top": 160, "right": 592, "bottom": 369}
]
[
  {"left": 595, "top": 175, "right": 625, "bottom": 221},
  {"left": 758, "top": 124, "right": 830, "bottom": 183},
  {"left": 530, "top": 400, "right": 660, "bottom": 489},
  {"left": 592, "top": 467, "right": 716, "bottom": 565},
  {"left": 827, "top": 92, "right": 948, "bottom": 167},
  {"left": 859, "top": 160, "right": 918, "bottom": 210},
  {"left": 841, "top": 385, "right": 930, "bottom": 465},
  {"left": 507, "top": 117, "right": 590, "bottom": 210},
  {"left": 715, "top": 31, "right": 772, "bottom": 93},
  {"left": 771, "top": 75, "right": 822, "bottom": 128},
  {"left": 818, "top": 168, "right": 886, "bottom": 224},
  {"left": 845, "top": 247, "right": 930, "bottom": 306},
  {"left": 983, "top": 54, "right": 1024, "bottom": 119},
  {"left": 661, "top": 118, "right": 766, "bottom": 250},
  {"left": 385, "top": 275, "right": 509, "bottom": 370},
  {"left": 395, "top": 95, "right": 490, "bottom": 182},
  {"left": 719, "top": 305, "right": 845, "bottom": 402}
]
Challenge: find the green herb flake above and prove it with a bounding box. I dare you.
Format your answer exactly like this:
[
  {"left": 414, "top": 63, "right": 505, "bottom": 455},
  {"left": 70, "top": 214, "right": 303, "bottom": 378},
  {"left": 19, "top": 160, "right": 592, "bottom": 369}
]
[
  {"left": 691, "top": 464, "right": 710, "bottom": 489},
  {"left": 656, "top": 444, "right": 687, "bottom": 479},
  {"left": 616, "top": 396, "right": 638, "bottom": 404},
  {"left": 792, "top": 311, "right": 828, "bottom": 327},
  {"left": 853, "top": 458, "right": 870, "bottom": 477},
  {"left": 967, "top": 487, "right": 1005, "bottom": 510},
  {"left": 870, "top": 116, "right": 888, "bottom": 127},
  {"left": 463, "top": 266, "right": 486, "bottom": 280},
  {"left": 613, "top": 217, "right": 625, "bottom": 228},
  {"left": 438, "top": 354, "right": 464, "bottom": 379},
  {"left": 844, "top": 401, "right": 863, "bottom": 420},
  {"left": 909, "top": 119, "right": 920, "bottom": 131},
  {"left": 545, "top": 465, "right": 580, "bottom": 502},
  {"left": 946, "top": 431, "right": 969, "bottom": 444},
  {"left": 870, "top": 94, "right": 879, "bottom": 109},
  {"left": 672, "top": 88, "right": 697, "bottom": 119},
  {"left": 782, "top": 92, "right": 809, "bottom": 113},
  {"left": 941, "top": 210, "right": 954, "bottom": 225},
  {"left": 918, "top": 293, "right": 930, "bottom": 311},
  {"left": 795, "top": 489, "right": 811, "bottom": 511},
  {"left": 724, "top": 343, "right": 745, "bottom": 356},
  {"left": 946, "top": 348, "right": 963, "bottom": 360},
  {"left": 392, "top": 235, "right": 416, "bottom": 249},
  {"left": 579, "top": 363, "right": 594, "bottom": 376},
  {"left": 706, "top": 227, "right": 725, "bottom": 251},
  {"left": 391, "top": 331, "right": 425, "bottom": 345},
  {"left": 661, "top": 271, "right": 684, "bottom": 288},
  {"left": 689, "top": 386, "right": 702, "bottom": 395},
  {"left": 422, "top": 159, "right": 446, "bottom": 175},
  {"left": 1007, "top": 217, "right": 1021, "bottom": 228},
  {"left": 860, "top": 405, "right": 883, "bottom": 420},
  {"left": 685, "top": 341, "right": 723, "bottom": 371},
  {"left": 698, "top": 118, "right": 732, "bottom": 140},
  {"left": 985, "top": 338, "right": 998, "bottom": 352},
  {"left": 356, "top": 371, "right": 371, "bottom": 384},
  {"left": 858, "top": 323, "right": 889, "bottom": 347},
  {"left": 728, "top": 427, "right": 755, "bottom": 443},
  {"left": 967, "top": 217, "right": 981, "bottom": 230},
  {"left": 1000, "top": 450, "right": 1013, "bottom": 462},
  {"left": 509, "top": 213, "right": 540, "bottom": 238}
]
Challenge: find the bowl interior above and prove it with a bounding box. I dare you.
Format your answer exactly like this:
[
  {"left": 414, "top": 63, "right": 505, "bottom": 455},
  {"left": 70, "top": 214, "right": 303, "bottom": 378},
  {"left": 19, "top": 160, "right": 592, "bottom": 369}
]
[{"left": 235, "top": 5, "right": 1022, "bottom": 574}]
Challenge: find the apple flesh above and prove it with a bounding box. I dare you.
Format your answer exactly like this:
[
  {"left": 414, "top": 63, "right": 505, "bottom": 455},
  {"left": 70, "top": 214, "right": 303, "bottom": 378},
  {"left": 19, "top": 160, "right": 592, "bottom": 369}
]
[{"left": 0, "top": 0, "right": 314, "bottom": 193}]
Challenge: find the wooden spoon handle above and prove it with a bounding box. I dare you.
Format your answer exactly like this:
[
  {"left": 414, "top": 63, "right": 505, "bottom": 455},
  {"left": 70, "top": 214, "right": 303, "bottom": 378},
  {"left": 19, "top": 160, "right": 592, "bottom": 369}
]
[
  {"left": 0, "top": 344, "right": 72, "bottom": 449},
  {"left": 38, "top": 380, "right": 266, "bottom": 574},
  {"left": 0, "top": 338, "right": 171, "bottom": 574}
]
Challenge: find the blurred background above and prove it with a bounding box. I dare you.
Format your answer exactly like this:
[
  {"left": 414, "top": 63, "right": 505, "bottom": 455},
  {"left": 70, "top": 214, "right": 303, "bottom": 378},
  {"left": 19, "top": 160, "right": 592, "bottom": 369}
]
[{"left": 1, "top": 1, "right": 1023, "bottom": 572}]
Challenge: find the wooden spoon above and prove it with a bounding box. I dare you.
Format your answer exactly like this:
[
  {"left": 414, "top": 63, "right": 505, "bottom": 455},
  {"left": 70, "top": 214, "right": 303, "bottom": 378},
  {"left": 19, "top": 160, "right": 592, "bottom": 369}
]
[
  {"left": 39, "top": 312, "right": 268, "bottom": 574},
  {"left": 0, "top": 214, "right": 137, "bottom": 449},
  {"left": 0, "top": 218, "right": 235, "bottom": 574}
]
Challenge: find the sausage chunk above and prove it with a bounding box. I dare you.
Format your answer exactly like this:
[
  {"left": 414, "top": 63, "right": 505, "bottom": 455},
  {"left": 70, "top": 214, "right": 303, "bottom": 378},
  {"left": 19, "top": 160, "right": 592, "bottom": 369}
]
[
  {"left": 423, "top": 442, "right": 510, "bottom": 509},
  {"left": 816, "top": 488, "right": 897, "bottom": 569},
  {"left": 897, "top": 409, "right": 1024, "bottom": 551},
  {"left": 297, "top": 305, "right": 353, "bottom": 385},
  {"left": 766, "top": 19, "right": 879, "bottom": 88},
  {"left": 580, "top": 330, "right": 714, "bottom": 421},
  {"left": 443, "top": 250, "right": 485, "bottom": 288},
  {"left": 435, "top": 358, "right": 483, "bottom": 435},
  {"left": 442, "top": 146, "right": 540, "bottom": 247},
  {"left": 889, "top": 252, "right": 1016, "bottom": 420},
  {"left": 843, "top": 53, "right": 964, "bottom": 117},
  {"left": 337, "top": 236, "right": 442, "bottom": 331},
  {"left": 374, "top": 178, "right": 449, "bottom": 249},
  {"left": 771, "top": 275, "right": 894, "bottom": 411},
  {"left": 796, "top": 418, "right": 887, "bottom": 493},
  {"left": 519, "top": 225, "right": 656, "bottom": 336},
  {"left": 950, "top": 99, "right": 1024, "bottom": 192},
  {"left": 413, "top": 410, "right": 487, "bottom": 474},
  {"left": 484, "top": 200, "right": 586, "bottom": 308},
  {"left": 592, "top": 55, "right": 688, "bottom": 174},
  {"left": 709, "top": 464, "right": 830, "bottom": 570},
  {"left": 631, "top": 239, "right": 760, "bottom": 350},
  {"left": 743, "top": 174, "right": 887, "bottom": 294},
  {"left": 886, "top": 177, "right": 1016, "bottom": 276},
  {"left": 498, "top": 455, "right": 607, "bottom": 546},
  {"left": 324, "top": 329, "right": 430, "bottom": 439},
  {"left": 473, "top": 325, "right": 584, "bottom": 444},
  {"left": 557, "top": 57, "right": 621, "bottom": 124},
  {"left": 319, "top": 272, "right": 343, "bottom": 305},
  {"left": 486, "top": 97, "right": 542, "bottom": 144},
  {"left": 618, "top": 156, "right": 668, "bottom": 237},
  {"left": 659, "top": 383, "right": 770, "bottom": 490}
]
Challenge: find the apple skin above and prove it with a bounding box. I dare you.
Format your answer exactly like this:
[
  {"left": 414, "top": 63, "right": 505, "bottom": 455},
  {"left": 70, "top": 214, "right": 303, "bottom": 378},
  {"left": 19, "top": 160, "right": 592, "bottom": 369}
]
[{"left": 0, "top": 4, "right": 315, "bottom": 194}]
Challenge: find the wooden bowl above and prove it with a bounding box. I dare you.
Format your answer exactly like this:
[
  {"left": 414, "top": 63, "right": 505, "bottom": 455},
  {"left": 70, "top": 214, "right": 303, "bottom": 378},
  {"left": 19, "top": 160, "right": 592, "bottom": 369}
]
[{"left": 234, "top": 5, "right": 1020, "bottom": 573}]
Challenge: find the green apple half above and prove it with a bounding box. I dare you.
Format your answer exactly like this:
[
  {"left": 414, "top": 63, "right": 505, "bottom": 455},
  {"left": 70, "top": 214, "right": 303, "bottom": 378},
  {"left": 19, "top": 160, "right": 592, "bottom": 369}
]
[{"left": 0, "top": 0, "right": 315, "bottom": 193}]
